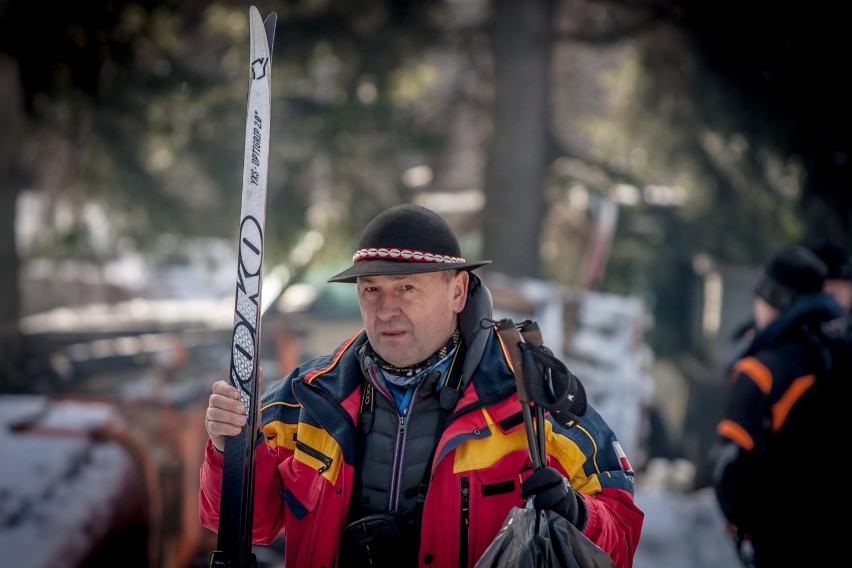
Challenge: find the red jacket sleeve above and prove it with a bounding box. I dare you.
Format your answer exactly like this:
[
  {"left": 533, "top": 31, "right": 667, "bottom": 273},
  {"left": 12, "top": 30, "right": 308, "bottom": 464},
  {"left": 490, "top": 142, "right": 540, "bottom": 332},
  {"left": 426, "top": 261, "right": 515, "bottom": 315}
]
[
  {"left": 198, "top": 438, "right": 289, "bottom": 545},
  {"left": 581, "top": 487, "right": 645, "bottom": 568}
]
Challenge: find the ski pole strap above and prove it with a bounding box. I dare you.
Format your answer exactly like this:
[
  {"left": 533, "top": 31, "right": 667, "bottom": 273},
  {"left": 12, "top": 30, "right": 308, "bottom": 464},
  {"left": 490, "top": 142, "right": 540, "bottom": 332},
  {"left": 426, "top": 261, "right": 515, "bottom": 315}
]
[
  {"left": 495, "top": 318, "right": 543, "bottom": 469},
  {"left": 515, "top": 320, "right": 547, "bottom": 459},
  {"left": 519, "top": 343, "right": 585, "bottom": 427},
  {"left": 517, "top": 319, "right": 543, "bottom": 348},
  {"left": 515, "top": 319, "right": 588, "bottom": 429},
  {"left": 495, "top": 318, "right": 530, "bottom": 403}
]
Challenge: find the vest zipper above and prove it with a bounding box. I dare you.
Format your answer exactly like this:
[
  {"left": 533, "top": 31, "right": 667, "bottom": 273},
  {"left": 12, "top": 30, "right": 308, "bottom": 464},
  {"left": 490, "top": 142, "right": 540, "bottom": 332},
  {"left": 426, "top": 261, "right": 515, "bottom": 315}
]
[
  {"left": 459, "top": 476, "right": 470, "bottom": 566},
  {"left": 389, "top": 411, "right": 407, "bottom": 512}
]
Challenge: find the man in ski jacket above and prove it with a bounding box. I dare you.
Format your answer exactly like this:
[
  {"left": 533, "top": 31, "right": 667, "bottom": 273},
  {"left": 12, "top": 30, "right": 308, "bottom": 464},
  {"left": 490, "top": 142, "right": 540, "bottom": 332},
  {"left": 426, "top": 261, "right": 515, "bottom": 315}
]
[
  {"left": 200, "top": 204, "right": 644, "bottom": 567},
  {"left": 709, "top": 245, "right": 846, "bottom": 566}
]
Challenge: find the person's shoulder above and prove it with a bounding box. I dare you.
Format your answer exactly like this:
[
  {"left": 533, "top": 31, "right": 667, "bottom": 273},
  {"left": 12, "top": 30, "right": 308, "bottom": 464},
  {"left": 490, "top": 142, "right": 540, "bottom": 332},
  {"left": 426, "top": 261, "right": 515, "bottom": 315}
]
[
  {"left": 305, "top": 329, "right": 369, "bottom": 371},
  {"left": 729, "top": 345, "right": 783, "bottom": 378},
  {"left": 819, "top": 314, "right": 852, "bottom": 363}
]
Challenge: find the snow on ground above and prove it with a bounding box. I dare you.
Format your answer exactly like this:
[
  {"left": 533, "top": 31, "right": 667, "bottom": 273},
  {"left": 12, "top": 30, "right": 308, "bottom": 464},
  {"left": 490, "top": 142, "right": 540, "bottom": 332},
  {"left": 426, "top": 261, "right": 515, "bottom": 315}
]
[
  {"left": 0, "top": 395, "right": 143, "bottom": 568},
  {"left": 632, "top": 460, "right": 743, "bottom": 568},
  {"left": 633, "top": 486, "right": 741, "bottom": 568}
]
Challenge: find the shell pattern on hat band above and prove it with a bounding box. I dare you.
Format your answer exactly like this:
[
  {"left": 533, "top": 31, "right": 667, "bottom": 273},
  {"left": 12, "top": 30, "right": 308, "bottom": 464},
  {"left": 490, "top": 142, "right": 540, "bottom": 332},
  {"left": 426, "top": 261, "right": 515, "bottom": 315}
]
[{"left": 352, "top": 247, "right": 466, "bottom": 264}]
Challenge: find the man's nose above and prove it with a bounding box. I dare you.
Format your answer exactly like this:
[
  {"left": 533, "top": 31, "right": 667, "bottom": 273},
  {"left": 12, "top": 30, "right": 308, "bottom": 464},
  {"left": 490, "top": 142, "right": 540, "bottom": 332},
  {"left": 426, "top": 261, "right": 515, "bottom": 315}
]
[{"left": 376, "top": 293, "right": 401, "bottom": 319}]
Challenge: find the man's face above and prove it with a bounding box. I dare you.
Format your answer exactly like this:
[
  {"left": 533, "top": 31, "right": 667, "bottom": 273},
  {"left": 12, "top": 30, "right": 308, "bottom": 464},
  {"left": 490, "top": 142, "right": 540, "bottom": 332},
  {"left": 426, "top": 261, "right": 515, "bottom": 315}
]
[
  {"left": 752, "top": 295, "right": 779, "bottom": 330},
  {"left": 825, "top": 279, "right": 852, "bottom": 313},
  {"left": 356, "top": 270, "right": 469, "bottom": 368}
]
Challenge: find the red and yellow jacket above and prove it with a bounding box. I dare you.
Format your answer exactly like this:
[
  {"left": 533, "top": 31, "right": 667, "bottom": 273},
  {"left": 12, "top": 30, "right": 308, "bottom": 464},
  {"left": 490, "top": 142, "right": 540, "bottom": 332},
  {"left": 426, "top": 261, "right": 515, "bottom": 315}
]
[{"left": 200, "top": 324, "right": 643, "bottom": 567}]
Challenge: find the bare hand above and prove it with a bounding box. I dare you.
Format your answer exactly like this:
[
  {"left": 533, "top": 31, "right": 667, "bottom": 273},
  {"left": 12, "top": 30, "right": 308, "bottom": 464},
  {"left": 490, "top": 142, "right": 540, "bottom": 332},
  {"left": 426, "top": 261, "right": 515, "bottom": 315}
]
[{"left": 205, "top": 367, "right": 264, "bottom": 451}]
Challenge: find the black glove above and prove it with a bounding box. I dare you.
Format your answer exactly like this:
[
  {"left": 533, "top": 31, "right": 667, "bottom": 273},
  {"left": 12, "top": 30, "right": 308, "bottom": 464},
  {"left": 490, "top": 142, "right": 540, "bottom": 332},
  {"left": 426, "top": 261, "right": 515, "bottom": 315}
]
[{"left": 521, "top": 467, "right": 586, "bottom": 528}]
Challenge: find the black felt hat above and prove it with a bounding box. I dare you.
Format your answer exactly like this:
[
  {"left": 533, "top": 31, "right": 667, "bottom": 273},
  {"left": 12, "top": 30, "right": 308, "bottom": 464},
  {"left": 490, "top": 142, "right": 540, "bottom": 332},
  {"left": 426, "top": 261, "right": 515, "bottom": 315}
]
[
  {"left": 327, "top": 204, "right": 491, "bottom": 283},
  {"left": 810, "top": 242, "right": 852, "bottom": 281},
  {"left": 754, "top": 245, "right": 827, "bottom": 310}
]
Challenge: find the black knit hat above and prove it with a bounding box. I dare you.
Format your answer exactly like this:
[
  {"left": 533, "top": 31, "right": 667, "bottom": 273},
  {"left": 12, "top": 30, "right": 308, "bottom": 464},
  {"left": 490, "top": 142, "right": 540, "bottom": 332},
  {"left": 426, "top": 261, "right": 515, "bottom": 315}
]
[
  {"left": 810, "top": 242, "right": 852, "bottom": 281},
  {"left": 754, "top": 246, "right": 827, "bottom": 310},
  {"left": 327, "top": 204, "right": 491, "bottom": 283}
]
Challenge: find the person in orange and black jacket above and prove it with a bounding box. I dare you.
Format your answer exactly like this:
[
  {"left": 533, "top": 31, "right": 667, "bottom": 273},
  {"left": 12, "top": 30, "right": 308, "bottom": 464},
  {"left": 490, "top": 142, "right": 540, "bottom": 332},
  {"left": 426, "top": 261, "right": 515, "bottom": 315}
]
[
  {"left": 709, "top": 245, "right": 846, "bottom": 567},
  {"left": 723, "top": 241, "right": 851, "bottom": 375},
  {"left": 199, "top": 204, "right": 644, "bottom": 568}
]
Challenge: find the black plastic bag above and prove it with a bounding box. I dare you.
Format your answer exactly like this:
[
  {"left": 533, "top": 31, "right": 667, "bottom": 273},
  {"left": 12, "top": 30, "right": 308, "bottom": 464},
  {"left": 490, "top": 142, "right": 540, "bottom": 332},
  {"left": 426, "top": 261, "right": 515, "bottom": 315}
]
[{"left": 475, "top": 506, "right": 616, "bottom": 568}]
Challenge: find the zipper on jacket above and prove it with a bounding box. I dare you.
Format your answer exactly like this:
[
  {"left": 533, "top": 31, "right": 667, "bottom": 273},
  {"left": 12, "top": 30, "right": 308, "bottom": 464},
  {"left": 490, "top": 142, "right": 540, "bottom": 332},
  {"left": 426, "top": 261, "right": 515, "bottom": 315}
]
[
  {"left": 386, "top": 376, "right": 428, "bottom": 513},
  {"left": 294, "top": 439, "right": 333, "bottom": 473},
  {"left": 388, "top": 412, "right": 407, "bottom": 511},
  {"left": 459, "top": 476, "right": 470, "bottom": 566}
]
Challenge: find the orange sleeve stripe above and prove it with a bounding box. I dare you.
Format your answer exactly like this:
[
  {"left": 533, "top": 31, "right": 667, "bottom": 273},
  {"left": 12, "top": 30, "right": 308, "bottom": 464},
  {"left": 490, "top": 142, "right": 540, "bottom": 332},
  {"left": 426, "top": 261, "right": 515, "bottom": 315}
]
[
  {"left": 772, "top": 374, "right": 816, "bottom": 431},
  {"left": 716, "top": 419, "right": 754, "bottom": 451},
  {"left": 732, "top": 357, "right": 772, "bottom": 394}
]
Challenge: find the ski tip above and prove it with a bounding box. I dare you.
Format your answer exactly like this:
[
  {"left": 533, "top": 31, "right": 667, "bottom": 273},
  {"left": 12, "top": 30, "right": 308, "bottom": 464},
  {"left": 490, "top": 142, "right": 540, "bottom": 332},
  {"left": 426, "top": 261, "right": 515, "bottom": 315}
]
[
  {"left": 249, "top": 6, "right": 277, "bottom": 27},
  {"left": 264, "top": 12, "right": 278, "bottom": 52}
]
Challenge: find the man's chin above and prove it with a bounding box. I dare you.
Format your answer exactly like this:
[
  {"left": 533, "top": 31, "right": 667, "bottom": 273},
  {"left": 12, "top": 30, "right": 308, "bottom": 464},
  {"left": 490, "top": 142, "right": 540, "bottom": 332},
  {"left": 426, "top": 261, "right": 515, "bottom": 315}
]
[{"left": 374, "top": 345, "right": 417, "bottom": 368}]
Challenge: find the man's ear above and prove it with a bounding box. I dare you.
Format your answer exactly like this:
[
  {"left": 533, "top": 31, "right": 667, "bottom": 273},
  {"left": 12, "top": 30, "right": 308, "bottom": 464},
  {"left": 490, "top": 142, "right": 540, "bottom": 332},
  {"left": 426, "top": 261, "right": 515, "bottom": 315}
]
[{"left": 453, "top": 270, "right": 469, "bottom": 313}]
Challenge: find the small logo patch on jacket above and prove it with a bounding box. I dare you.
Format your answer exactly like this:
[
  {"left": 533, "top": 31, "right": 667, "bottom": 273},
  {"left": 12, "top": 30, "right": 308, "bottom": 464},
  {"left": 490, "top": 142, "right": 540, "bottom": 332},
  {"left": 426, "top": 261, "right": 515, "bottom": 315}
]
[{"left": 613, "top": 441, "right": 632, "bottom": 472}]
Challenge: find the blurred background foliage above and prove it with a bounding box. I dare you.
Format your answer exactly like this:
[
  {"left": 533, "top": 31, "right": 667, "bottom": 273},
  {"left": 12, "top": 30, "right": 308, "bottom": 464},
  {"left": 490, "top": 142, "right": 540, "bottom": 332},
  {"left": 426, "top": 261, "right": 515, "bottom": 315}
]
[{"left": 0, "top": 0, "right": 849, "bottom": 375}]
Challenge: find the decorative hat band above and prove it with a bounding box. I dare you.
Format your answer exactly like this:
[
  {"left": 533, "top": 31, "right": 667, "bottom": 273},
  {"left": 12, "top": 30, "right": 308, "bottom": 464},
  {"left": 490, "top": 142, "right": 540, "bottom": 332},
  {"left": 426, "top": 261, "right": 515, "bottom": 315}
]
[
  {"left": 327, "top": 204, "right": 490, "bottom": 283},
  {"left": 352, "top": 247, "right": 466, "bottom": 264}
]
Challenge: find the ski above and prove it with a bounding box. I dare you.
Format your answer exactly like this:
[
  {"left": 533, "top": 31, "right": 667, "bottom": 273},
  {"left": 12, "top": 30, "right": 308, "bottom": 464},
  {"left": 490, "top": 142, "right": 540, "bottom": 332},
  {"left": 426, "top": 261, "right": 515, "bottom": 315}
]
[{"left": 210, "top": 6, "right": 276, "bottom": 568}]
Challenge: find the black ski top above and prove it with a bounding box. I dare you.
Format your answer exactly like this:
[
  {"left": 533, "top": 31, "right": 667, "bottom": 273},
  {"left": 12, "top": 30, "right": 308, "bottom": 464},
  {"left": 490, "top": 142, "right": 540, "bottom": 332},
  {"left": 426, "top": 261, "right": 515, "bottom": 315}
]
[{"left": 709, "top": 291, "right": 845, "bottom": 566}]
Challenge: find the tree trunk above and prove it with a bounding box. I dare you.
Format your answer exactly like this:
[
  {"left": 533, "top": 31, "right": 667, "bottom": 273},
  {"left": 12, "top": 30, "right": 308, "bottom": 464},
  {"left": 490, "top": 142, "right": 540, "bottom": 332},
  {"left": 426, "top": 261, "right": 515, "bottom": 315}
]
[
  {"left": 481, "top": 0, "right": 554, "bottom": 278},
  {"left": 0, "top": 53, "right": 23, "bottom": 390}
]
